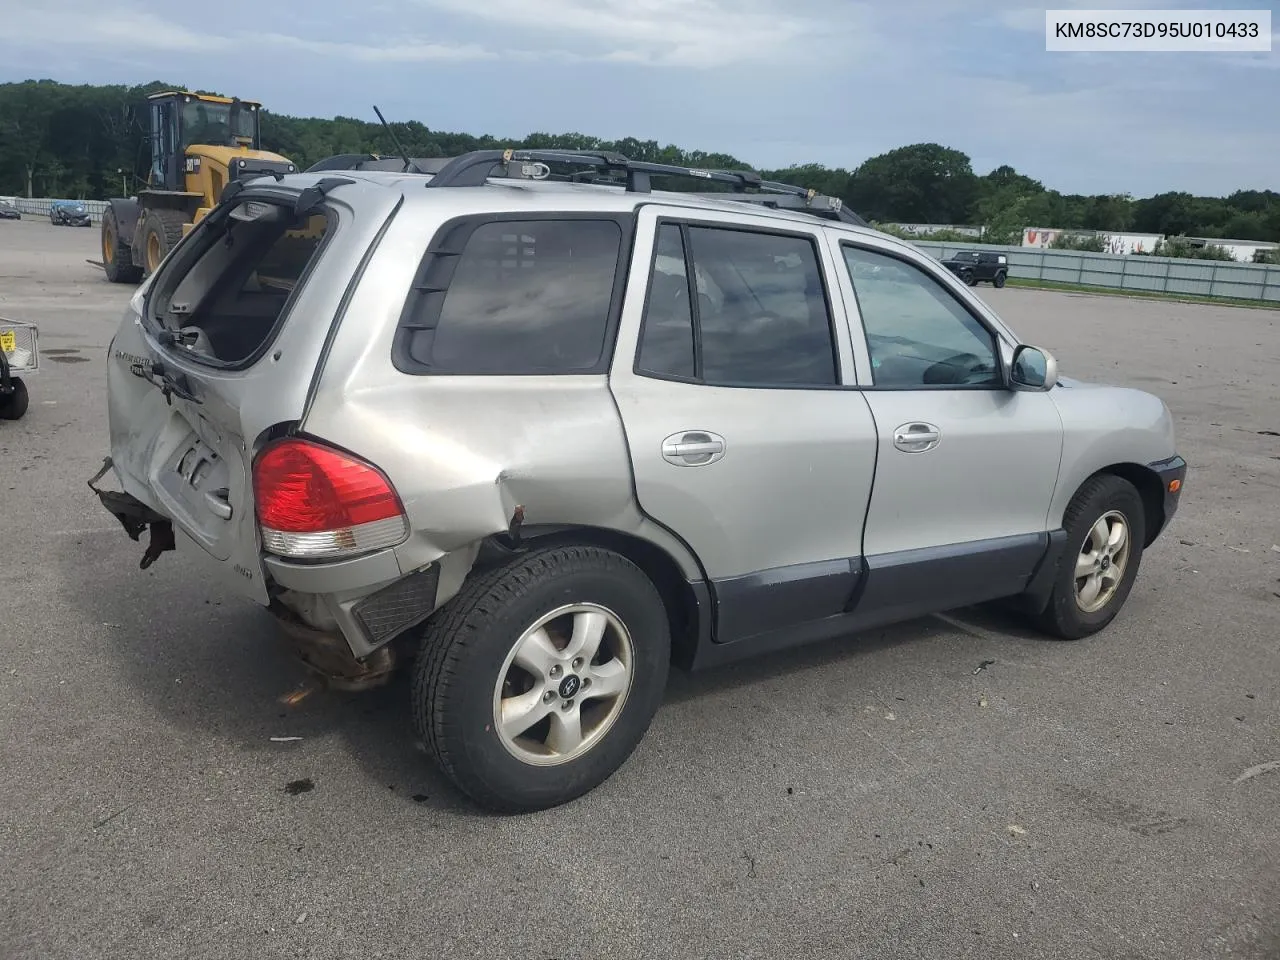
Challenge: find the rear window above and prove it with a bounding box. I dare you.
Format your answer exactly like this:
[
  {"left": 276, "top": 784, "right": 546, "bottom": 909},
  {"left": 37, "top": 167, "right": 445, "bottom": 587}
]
[
  {"left": 148, "top": 199, "right": 331, "bottom": 367},
  {"left": 394, "top": 216, "right": 628, "bottom": 375}
]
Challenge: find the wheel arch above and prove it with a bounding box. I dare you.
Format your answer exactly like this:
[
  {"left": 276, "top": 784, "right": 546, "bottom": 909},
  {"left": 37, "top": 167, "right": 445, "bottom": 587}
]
[
  {"left": 490, "top": 524, "right": 706, "bottom": 670},
  {"left": 1084, "top": 462, "right": 1166, "bottom": 547}
]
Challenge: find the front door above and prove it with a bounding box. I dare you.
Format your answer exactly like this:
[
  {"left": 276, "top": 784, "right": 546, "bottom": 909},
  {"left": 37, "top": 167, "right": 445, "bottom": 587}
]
[
  {"left": 609, "top": 208, "right": 878, "bottom": 646},
  {"left": 829, "top": 239, "right": 1063, "bottom": 610}
]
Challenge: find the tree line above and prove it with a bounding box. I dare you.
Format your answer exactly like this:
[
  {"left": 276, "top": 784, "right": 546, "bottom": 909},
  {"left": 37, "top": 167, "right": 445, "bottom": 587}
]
[{"left": 3, "top": 78, "right": 1278, "bottom": 251}]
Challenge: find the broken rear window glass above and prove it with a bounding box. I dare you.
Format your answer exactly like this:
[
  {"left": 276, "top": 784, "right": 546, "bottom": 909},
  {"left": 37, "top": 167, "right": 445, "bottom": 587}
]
[{"left": 149, "top": 200, "right": 331, "bottom": 367}]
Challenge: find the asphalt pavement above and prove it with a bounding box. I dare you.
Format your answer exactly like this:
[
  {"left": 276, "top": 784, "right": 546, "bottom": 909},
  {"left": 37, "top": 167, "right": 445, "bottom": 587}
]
[{"left": 1, "top": 217, "right": 1278, "bottom": 960}]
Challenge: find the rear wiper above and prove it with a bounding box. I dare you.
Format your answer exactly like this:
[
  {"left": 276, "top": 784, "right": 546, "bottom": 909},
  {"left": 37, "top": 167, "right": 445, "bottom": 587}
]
[
  {"left": 130, "top": 358, "right": 203, "bottom": 406},
  {"left": 156, "top": 329, "right": 199, "bottom": 348}
]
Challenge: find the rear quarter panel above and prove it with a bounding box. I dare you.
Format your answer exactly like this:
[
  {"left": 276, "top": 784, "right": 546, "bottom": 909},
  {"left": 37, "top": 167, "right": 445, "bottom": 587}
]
[{"left": 299, "top": 194, "right": 704, "bottom": 581}]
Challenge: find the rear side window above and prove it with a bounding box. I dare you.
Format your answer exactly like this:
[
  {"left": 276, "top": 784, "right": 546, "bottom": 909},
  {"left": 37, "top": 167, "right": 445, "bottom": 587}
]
[
  {"left": 395, "top": 217, "right": 628, "bottom": 375},
  {"left": 636, "top": 222, "right": 838, "bottom": 387},
  {"left": 149, "top": 199, "right": 331, "bottom": 367}
]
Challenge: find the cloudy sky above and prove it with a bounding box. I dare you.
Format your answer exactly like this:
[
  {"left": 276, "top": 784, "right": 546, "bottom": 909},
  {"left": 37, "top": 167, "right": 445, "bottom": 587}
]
[{"left": 5, "top": 0, "right": 1277, "bottom": 198}]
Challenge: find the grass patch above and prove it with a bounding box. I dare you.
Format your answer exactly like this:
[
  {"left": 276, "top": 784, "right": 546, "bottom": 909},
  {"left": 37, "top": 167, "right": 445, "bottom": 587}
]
[{"left": 1004, "top": 277, "right": 1278, "bottom": 310}]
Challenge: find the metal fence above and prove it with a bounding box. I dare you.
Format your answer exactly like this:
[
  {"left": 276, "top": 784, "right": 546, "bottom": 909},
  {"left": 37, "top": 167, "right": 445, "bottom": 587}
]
[
  {"left": 2, "top": 197, "right": 111, "bottom": 223},
  {"left": 910, "top": 240, "right": 1280, "bottom": 303}
]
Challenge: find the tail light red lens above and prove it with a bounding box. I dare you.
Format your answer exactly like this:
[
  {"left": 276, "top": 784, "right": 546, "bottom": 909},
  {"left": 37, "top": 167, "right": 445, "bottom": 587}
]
[{"left": 253, "top": 438, "right": 407, "bottom": 560}]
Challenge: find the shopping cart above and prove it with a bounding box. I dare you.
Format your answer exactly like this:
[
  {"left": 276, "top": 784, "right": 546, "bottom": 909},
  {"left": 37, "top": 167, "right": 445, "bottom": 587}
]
[{"left": 0, "top": 317, "right": 39, "bottom": 421}]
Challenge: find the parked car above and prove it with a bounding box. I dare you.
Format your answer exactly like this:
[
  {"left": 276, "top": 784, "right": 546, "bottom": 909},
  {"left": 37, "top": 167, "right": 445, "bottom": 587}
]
[
  {"left": 50, "top": 200, "right": 91, "bottom": 227},
  {"left": 940, "top": 249, "right": 1008, "bottom": 286},
  {"left": 0, "top": 199, "right": 20, "bottom": 221},
  {"left": 90, "top": 152, "right": 1186, "bottom": 813}
]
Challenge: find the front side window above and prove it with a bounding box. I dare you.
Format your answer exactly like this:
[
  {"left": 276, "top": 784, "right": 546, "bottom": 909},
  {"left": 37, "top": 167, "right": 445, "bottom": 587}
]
[
  {"left": 842, "top": 245, "right": 1000, "bottom": 388},
  {"left": 399, "top": 218, "right": 624, "bottom": 375},
  {"left": 636, "top": 222, "right": 838, "bottom": 387}
]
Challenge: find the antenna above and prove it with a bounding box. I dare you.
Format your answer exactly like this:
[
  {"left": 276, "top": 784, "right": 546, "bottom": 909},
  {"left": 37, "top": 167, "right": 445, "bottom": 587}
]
[{"left": 372, "top": 105, "right": 422, "bottom": 174}]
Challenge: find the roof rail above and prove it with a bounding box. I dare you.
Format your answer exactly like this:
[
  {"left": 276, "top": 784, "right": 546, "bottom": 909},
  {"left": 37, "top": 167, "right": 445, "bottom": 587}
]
[
  {"left": 304, "top": 148, "right": 868, "bottom": 228},
  {"left": 421, "top": 148, "right": 791, "bottom": 194},
  {"left": 680, "top": 190, "right": 869, "bottom": 228},
  {"left": 422, "top": 148, "right": 868, "bottom": 225}
]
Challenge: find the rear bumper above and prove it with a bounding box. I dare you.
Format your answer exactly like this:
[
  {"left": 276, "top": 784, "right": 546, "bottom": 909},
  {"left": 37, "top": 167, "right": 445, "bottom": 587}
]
[{"left": 1147, "top": 454, "right": 1187, "bottom": 540}]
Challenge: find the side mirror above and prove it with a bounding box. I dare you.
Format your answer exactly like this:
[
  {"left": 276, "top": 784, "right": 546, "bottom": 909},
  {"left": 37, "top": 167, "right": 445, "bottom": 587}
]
[{"left": 1010, "top": 344, "right": 1058, "bottom": 391}]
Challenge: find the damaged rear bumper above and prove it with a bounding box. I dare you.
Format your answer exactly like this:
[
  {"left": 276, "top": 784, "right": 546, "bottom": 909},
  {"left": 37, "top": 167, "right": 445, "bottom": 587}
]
[
  {"left": 89, "top": 457, "right": 452, "bottom": 686},
  {"left": 87, "top": 457, "right": 176, "bottom": 569}
]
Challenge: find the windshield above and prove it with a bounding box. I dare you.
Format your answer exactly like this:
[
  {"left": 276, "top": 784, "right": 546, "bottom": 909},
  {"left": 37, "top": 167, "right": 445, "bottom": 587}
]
[{"left": 181, "top": 100, "right": 257, "bottom": 149}]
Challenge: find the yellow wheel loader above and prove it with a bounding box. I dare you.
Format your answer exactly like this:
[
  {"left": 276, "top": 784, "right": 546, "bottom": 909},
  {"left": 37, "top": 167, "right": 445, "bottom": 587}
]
[{"left": 100, "top": 91, "right": 298, "bottom": 283}]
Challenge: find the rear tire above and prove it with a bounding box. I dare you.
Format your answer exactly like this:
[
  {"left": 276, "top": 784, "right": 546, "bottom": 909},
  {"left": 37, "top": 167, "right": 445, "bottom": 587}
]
[
  {"left": 993, "top": 272, "right": 1007, "bottom": 288},
  {"left": 411, "top": 544, "right": 671, "bottom": 813},
  {"left": 1035, "top": 474, "right": 1146, "bottom": 640},
  {"left": 101, "top": 207, "right": 143, "bottom": 284},
  {"left": 0, "top": 378, "right": 29, "bottom": 421},
  {"left": 138, "top": 209, "right": 188, "bottom": 278}
]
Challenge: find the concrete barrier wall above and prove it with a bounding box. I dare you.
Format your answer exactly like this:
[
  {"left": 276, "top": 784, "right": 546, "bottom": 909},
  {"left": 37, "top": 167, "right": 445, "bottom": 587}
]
[
  {"left": 910, "top": 240, "right": 1280, "bottom": 303},
  {"left": 4, "top": 198, "right": 111, "bottom": 223}
]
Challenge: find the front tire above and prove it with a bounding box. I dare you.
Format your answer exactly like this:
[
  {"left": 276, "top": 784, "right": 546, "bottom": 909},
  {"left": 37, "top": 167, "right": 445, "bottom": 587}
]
[
  {"left": 412, "top": 544, "right": 671, "bottom": 813},
  {"left": 138, "top": 209, "right": 188, "bottom": 278},
  {"left": 101, "top": 207, "right": 143, "bottom": 284},
  {"left": 1036, "top": 474, "right": 1146, "bottom": 640},
  {"left": 993, "top": 272, "right": 1007, "bottom": 288}
]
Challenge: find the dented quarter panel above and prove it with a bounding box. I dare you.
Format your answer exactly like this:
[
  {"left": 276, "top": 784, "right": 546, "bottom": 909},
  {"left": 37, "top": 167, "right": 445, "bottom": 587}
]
[
  {"left": 299, "top": 186, "right": 707, "bottom": 585},
  {"left": 102, "top": 176, "right": 405, "bottom": 606}
]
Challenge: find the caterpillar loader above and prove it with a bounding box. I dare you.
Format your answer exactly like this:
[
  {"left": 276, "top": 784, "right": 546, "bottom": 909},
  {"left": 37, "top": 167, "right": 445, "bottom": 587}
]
[{"left": 100, "top": 91, "right": 298, "bottom": 283}]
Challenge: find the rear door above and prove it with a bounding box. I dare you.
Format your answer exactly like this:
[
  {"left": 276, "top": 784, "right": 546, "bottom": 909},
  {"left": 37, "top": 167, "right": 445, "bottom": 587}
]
[
  {"left": 608, "top": 205, "right": 879, "bottom": 646},
  {"left": 104, "top": 180, "right": 402, "bottom": 603}
]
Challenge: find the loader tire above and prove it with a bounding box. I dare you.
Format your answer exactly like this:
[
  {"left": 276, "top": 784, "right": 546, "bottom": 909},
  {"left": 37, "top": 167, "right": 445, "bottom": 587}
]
[
  {"left": 139, "top": 209, "right": 188, "bottom": 278},
  {"left": 101, "top": 207, "right": 143, "bottom": 285}
]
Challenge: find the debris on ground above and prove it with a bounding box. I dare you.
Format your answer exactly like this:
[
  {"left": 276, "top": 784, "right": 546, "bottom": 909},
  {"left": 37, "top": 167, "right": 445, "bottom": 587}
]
[
  {"left": 284, "top": 778, "right": 315, "bottom": 795},
  {"left": 1007, "top": 825, "right": 1027, "bottom": 837},
  {"left": 973, "top": 659, "right": 997, "bottom": 675},
  {"left": 270, "top": 737, "right": 303, "bottom": 743},
  {"left": 1233, "top": 761, "right": 1280, "bottom": 785}
]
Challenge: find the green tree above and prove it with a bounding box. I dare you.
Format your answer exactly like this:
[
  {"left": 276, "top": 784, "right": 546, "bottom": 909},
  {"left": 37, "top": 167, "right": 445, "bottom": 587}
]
[{"left": 846, "top": 143, "right": 980, "bottom": 224}]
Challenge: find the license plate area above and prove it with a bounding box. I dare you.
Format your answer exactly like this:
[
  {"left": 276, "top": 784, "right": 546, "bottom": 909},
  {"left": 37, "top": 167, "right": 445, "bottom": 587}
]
[{"left": 153, "top": 433, "right": 236, "bottom": 561}]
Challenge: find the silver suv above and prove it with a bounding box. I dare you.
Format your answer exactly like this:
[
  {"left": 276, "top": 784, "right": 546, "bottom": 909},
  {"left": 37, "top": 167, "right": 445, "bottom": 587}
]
[{"left": 92, "top": 149, "right": 1187, "bottom": 812}]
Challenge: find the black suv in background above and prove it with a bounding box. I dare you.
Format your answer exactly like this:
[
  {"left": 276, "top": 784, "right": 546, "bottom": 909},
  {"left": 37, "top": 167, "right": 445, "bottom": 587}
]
[{"left": 940, "top": 250, "right": 1008, "bottom": 287}]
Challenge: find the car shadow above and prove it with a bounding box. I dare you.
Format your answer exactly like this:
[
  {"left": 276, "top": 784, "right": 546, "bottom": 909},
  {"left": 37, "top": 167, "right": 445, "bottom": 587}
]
[
  {"left": 662, "top": 599, "right": 1049, "bottom": 705},
  {"left": 59, "top": 532, "right": 1043, "bottom": 816}
]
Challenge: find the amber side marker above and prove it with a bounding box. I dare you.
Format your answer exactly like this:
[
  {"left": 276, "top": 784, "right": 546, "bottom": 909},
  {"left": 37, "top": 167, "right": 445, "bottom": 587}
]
[{"left": 1169, "top": 479, "right": 1181, "bottom": 493}]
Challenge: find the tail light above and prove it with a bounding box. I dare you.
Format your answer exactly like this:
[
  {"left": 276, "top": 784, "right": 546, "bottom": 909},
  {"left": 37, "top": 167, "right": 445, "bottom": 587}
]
[{"left": 252, "top": 437, "right": 408, "bottom": 560}]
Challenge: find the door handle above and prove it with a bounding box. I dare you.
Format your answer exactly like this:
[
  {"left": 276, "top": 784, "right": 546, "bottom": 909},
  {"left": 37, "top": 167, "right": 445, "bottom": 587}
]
[
  {"left": 893, "top": 422, "right": 941, "bottom": 453},
  {"left": 662, "top": 431, "right": 726, "bottom": 466},
  {"left": 204, "top": 488, "right": 233, "bottom": 520}
]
